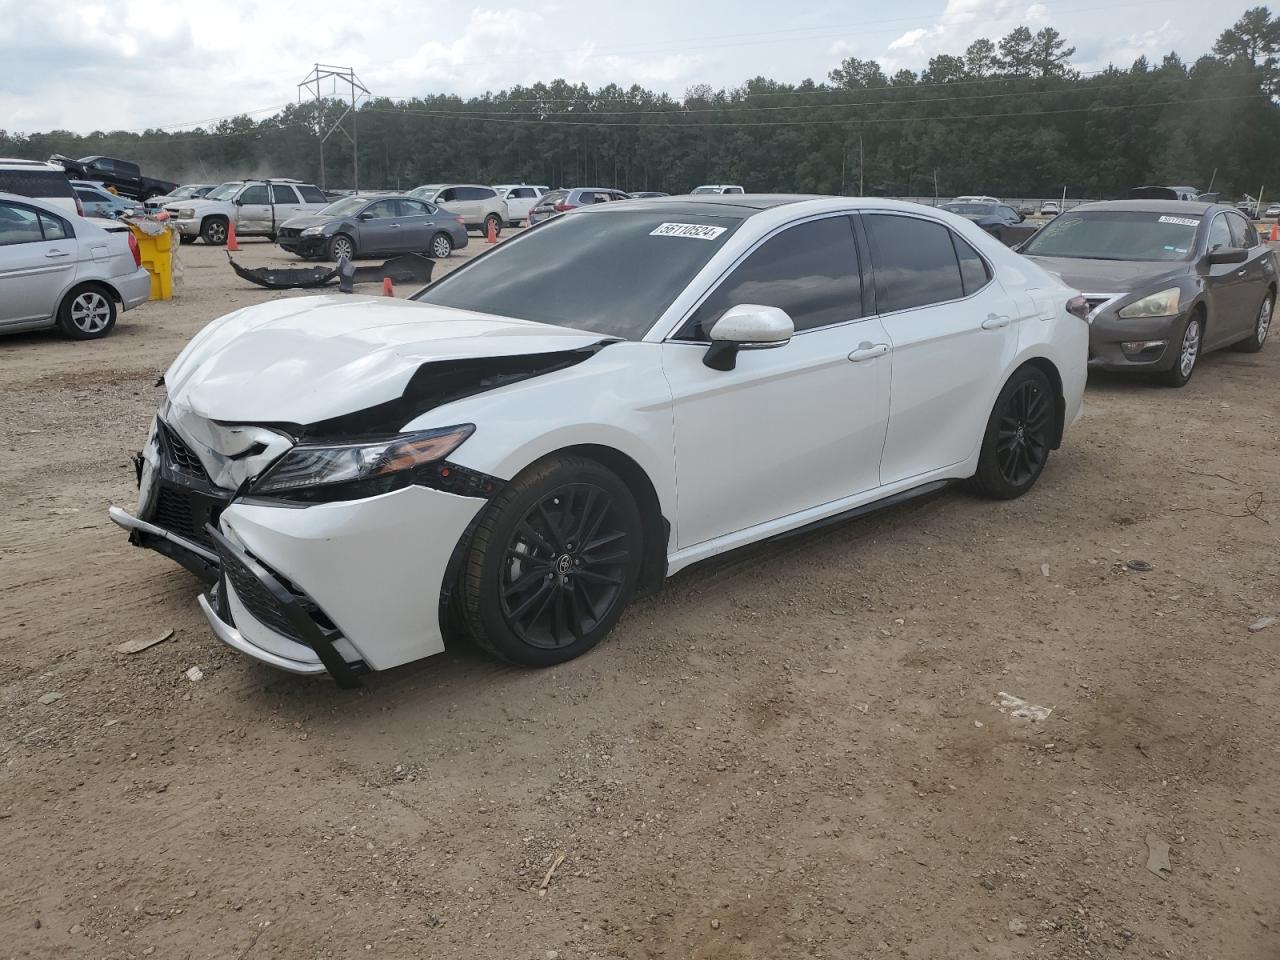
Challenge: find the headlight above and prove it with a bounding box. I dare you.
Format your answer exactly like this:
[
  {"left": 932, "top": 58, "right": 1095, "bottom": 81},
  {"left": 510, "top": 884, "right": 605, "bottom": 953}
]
[
  {"left": 252, "top": 425, "right": 475, "bottom": 502},
  {"left": 301, "top": 225, "right": 325, "bottom": 236},
  {"left": 177, "top": 208, "right": 194, "bottom": 219},
  {"left": 1118, "top": 288, "right": 1180, "bottom": 319}
]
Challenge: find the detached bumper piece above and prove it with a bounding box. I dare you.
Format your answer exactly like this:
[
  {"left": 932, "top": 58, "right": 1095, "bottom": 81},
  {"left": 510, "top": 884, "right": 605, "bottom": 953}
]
[{"left": 204, "top": 524, "right": 366, "bottom": 688}]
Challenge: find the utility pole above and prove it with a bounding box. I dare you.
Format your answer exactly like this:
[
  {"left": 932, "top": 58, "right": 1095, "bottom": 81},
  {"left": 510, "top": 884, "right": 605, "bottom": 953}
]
[
  {"left": 858, "top": 135, "right": 864, "bottom": 197},
  {"left": 298, "top": 64, "right": 370, "bottom": 191}
]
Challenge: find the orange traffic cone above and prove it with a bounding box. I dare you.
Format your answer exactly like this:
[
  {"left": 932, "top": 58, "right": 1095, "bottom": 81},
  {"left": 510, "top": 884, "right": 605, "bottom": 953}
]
[
  {"left": 226, "top": 221, "right": 239, "bottom": 251},
  {"left": 485, "top": 219, "right": 497, "bottom": 244},
  {"left": 1270, "top": 221, "right": 1278, "bottom": 242},
  {"left": 383, "top": 277, "right": 394, "bottom": 297}
]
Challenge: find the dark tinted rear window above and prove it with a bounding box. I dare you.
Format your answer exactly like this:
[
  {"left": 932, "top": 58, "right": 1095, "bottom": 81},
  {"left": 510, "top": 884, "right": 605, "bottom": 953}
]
[
  {"left": 952, "top": 233, "right": 991, "bottom": 296},
  {"left": 866, "top": 214, "right": 964, "bottom": 312},
  {"left": 0, "top": 168, "right": 75, "bottom": 199},
  {"left": 297, "top": 185, "right": 326, "bottom": 203},
  {"left": 415, "top": 210, "right": 741, "bottom": 339}
]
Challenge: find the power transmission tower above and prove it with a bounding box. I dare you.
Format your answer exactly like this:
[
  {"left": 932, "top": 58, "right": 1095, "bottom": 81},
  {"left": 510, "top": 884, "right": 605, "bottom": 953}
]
[{"left": 298, "top": 64, "right": 370, "bottom": 191}]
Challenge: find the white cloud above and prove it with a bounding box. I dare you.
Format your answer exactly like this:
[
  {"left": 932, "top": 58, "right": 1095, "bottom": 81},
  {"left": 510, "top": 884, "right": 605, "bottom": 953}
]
[
  {"left": 880, "top": 0, "right": 1051, "bottom": 70},
  {"left": 1078, "top": 20, "right": 1180, "bottom": 71}
]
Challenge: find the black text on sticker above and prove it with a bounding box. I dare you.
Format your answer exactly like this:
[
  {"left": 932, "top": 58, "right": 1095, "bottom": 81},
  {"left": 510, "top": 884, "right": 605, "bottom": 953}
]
[{"left": 650, "top": 222, "right": 728, "bottom": 240}]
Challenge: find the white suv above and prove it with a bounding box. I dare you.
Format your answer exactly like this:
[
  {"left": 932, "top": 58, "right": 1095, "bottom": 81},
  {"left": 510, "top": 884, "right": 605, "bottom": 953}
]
[
  {"left": 408, "top": 184, "right": 508, "bottom": 236},
  {"left": 165, "top": 179, "right": 329, "bottom": 245},
  {"left": 691, "top": 184, "right": 745, "bottom": 195},
  {"left": 0, "top": 158, "right": 83, "bottom": 218},
  {"left": 493, "top": 184, "right": 548, "bottom": 224}
]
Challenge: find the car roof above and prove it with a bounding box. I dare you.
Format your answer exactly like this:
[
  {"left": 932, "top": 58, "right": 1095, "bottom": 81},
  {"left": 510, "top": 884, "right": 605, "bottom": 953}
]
[
  {"left": 0, "top": 157, "right": 66, "bottom": 170},
  {"left": 1066, "top": 199, "right": 1225, "bottom": 215}
]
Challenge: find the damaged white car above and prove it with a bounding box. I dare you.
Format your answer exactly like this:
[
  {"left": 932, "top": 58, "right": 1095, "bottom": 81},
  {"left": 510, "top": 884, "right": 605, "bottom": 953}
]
[{"left": 111, "top": 196, "right": 1088, "bottom": 686}]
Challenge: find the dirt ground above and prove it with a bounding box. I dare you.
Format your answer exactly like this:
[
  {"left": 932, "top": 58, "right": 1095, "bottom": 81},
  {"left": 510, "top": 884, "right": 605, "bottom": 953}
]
[{"left": 2, "top": 235, "right": 1278, "bottom": 960}]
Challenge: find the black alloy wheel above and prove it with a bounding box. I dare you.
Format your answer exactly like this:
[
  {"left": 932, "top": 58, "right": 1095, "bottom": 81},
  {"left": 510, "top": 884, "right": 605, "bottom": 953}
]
[
  {"left": 499, "top": 484, "right": 629, "bottom": 649},
  {"left": 461, "top": 456, "right": 643, "bottom": 666},
  {"left": 970, "top": 365, "right": 1055, "bottom": 499}
]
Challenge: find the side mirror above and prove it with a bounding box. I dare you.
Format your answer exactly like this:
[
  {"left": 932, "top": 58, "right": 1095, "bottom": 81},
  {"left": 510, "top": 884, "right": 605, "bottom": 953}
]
[
  {"left": 233, "top": 197, "right": 244, "bottom": 205},
  {"left": 703, "top": 304, "right": 794, "bottom": 371},
  {"left": 358, "top": 212, "right": 374, "bottom": 220},
  {"left": 1206, "top": 246, "right": 1248, "bottom": 265},
  {"left": 1016, "top": 212, "right": 1026, "bottom": 223}
]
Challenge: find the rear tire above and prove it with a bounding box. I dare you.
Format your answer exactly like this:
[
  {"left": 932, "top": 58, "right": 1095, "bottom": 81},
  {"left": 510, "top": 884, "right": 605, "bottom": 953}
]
[
  {"left": 484, "top": 213, "right": 503, "bottom": 238},
  {"left": 460, "top": 456, "right": 643, "bottom": 666},
  {"left": 56, "top": 285, "right": 117, "bottom": 340},
  {"left": 200, "top": 217, "right": 228, "bottom": 245},
  {"left": 1231, "top": 291, "right": 1271, "bottom": 353},
  {"left": 429, "top": 232, "right": 453, "bottom": 259},
  {"left": 968, "top": 365, "right": 1055, "bottom": 500}
]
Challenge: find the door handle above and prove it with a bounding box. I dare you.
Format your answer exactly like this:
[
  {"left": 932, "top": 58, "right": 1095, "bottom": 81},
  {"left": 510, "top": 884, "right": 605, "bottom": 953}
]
[
  {"left": 45, "top": 249, "right": 70, "bottom": 259},
  {"left": 848, "top": 342, "right": 889, "bottom": 362},
  {"left": 1237, "top": 269, "right": 1248, "bottom": 277},
  {"left": 389, "top": 223, "right": 401, "bottom": 228},
  {"left": 981, "top": 313, "right": 1011, "bottom": 330}
]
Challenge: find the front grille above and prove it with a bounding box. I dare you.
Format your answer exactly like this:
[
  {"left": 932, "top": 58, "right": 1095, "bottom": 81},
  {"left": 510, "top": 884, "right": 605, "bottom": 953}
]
[
  {"left": 151, "top": 482, "right": 225, "bottom": 549},
  {"left": 219, "top": 545, "right": 306, "bottom": 642},
  {"left": 161, "top": 424, "right": 208, "bottom": 480},
  {"left": 277, "top": 227, "right": 302, "bottom": 239}
]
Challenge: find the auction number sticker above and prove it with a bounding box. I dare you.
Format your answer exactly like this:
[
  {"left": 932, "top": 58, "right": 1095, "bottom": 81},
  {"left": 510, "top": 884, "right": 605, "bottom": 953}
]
[
  {"left": 650, "top": 222, "right": 727, "bottom": 240},
  {"left": 1157, "top": 215, "right": 1200, "bottom": 227}
]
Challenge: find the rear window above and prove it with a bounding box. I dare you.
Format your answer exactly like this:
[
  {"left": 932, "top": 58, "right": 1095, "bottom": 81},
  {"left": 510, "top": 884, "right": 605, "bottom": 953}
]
[
  {"left": 414, "top": 210, "right": 742, "bottom": 339},
  {"left": 297, "top": 184, "right": 326, "bottom": 203},
  {"left": 0, "top": 168, "right": 75, "bottom": 199}
]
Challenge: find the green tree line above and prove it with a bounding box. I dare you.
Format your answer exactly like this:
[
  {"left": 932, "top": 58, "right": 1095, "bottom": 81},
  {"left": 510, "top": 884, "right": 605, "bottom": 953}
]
[{"left": 4, "top": 7, "right": 1280, "bottom": 199}]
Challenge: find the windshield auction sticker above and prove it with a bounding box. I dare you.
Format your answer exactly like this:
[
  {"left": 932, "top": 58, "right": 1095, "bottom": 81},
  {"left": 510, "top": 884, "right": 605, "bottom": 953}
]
[
  {"left": 1157, "top": 215, "right": 1200, "bottom": 227},
  {"left": 650, "top": 222, "right": 728, "bottom": 240}
]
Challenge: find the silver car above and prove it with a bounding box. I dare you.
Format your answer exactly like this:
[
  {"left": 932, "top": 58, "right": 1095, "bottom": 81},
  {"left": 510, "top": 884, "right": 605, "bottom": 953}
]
[{"left": 0, "top": 191, "right": 151, "bottom": 340}]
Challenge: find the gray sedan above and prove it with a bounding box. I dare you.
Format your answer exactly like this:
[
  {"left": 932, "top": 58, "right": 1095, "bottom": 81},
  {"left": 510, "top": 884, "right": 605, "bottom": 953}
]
[
  {"left": 0, "top": 191, "right": 150, "bottom": 340},
  {"left": 1021, "top": 199, "right": 1275, "bottom": 386},
  {"left": 276, "top": 195, "right": 469, "bottom": 261}
]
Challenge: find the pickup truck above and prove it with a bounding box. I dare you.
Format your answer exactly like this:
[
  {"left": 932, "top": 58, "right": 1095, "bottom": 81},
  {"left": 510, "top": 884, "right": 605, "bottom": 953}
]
[{"left": 48, "top": 155, "right": 178, "bottom": 202}]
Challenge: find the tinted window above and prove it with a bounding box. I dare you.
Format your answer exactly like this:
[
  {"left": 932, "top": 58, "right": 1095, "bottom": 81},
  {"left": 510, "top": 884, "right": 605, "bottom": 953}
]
[
  {"left": 1207, "top": 215, "right": 1232, "bottom": 251},
  {"left": 363, "top": 199, "right": 399, "bottom": 218},
  {"left": 271, "top": 184, "right": 298, "bottom": 204},
  {"left": 866, "top": 214, "right": 964, "bottom": 312},
  {"left": 1227, "top": 212, "right": 1254, "bottom": 248},
  {"left": 457, "top": 187, "right": 495, "bottom": 201},
  {"left": 239, "top": 184, "right": 269, "bottom": 204},
  {"left": 687, "top": 216, "right": 862, "bottom": 336},
  {"left": 511, "top": 187, "right": 536, "bottom": 198},
  {"left": 89, "top": 158, "right": 115, "bottom": 172},
  {"left": 0, "top": 203, "right": 45, "bottom": 245},
  {"left": 0, "top": 168, "right": 75, "bottom": 199},
  {"left": 437, "top": 188, "right": 457, "bottom": 202},
  {"left": 952, "top": 233, "right": 991, "bottom": 296},
  {"left": 397, "top": 199, "right": 432, "bottom": 216},
  {"left": 39, "top": 213, "right": 69, "bottom": 240},
  {"left": 999, "top": 206, "right": 1019, "bottom": 220},
  {"left": 297, "top": 185, "right": 326, "bottom": 203},
  {"left": 75, "top": 189, "right": 99, "bottom": 201},
  {"left": 416, "top": 210, "right": 741, "bottom": 340}
]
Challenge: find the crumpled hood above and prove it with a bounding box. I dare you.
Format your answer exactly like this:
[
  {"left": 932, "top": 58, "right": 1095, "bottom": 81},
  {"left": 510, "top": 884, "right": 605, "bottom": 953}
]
[
  {"left": 164, "top": 295, "right": 611, "bottom": 425},
  {"left": 1025, "top": 255, "right": 1187, "bottom": 294},
  {"left": 280, "top": 213, "right": 331, "bottom": 231}
]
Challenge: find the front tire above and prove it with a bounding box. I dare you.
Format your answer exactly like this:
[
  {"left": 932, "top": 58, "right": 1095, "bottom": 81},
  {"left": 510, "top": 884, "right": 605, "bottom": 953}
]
[
  {"left": 57, "top": 285, "right": 117, "bottom": 340},
  {"left": 1156, "top": 312, "right": 1202, "bottom": 387},
  {"left": 1232, "top": 291, "right": 1272, "bottom": 353},
  {"left": 328, "top": 233, "right": 355, "bottom": 262},
  {"left": 429, "top": 232, "right": 453, "bottom": 259},
  {"left": 969, "top": 365, "right": 1055, "bottom": 500},
  {"left": 461, "top": 456, "right": 643, "bottom": 666},
  {"left": 200, "top": 217, "right": 228, "bottom": 245}
]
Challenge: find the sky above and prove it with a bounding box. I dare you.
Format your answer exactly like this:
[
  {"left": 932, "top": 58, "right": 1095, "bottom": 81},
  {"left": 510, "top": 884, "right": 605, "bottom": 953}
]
[{"left": 0, "top": 0, "right": 1255, "bottom": 134}]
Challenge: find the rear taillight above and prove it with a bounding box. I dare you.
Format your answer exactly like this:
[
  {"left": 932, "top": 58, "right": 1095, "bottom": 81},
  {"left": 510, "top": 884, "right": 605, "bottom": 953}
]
[
  {"left": 553, "top": 202, "right": 573, "bottom": 212},
  {"left": 1066, "top": 295, "right": 1089, "bottom": 321},
  {"left": 127, "top": 232, "right": 141, "bottom": 268},
  {"left": 73, "top": 193, "right": 85, "bottom": 217}
]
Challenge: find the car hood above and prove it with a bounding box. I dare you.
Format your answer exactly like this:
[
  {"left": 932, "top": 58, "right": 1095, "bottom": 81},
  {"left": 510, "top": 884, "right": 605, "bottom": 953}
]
[
  {"left": 280, "top": 214, "right": 332, "bottom": 231},
  {"left": 163, "top": 295, "right": 612, "bottom": 426},
  {"left": 1022, "top": 256, "right": 1189, "bottom": 294}
]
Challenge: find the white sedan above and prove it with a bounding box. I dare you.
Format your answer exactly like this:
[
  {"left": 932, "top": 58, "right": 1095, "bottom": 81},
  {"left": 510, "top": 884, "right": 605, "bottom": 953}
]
[{"left": 110, "top": 196, "right": 1087, "bottom": 685}]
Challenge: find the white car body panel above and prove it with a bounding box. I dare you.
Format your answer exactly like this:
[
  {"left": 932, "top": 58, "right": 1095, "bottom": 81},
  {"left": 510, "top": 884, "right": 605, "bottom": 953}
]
[{"left": 114, "top": 195, "right": 1086, "bottom": 679}]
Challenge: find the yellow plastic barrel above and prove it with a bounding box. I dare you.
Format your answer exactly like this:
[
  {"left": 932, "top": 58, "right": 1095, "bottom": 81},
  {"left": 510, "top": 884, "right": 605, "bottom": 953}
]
[{"left": 128, "top": 222, "right": 173, "bottom": 300}]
